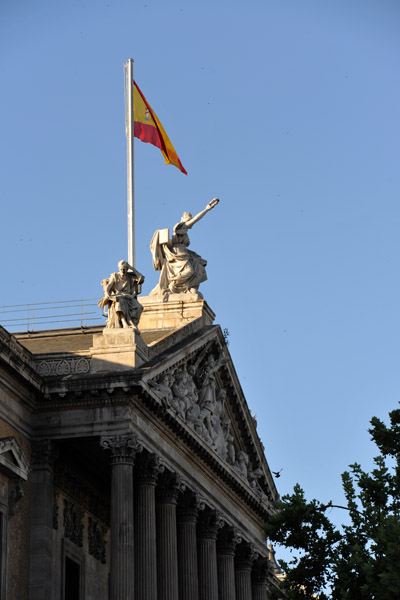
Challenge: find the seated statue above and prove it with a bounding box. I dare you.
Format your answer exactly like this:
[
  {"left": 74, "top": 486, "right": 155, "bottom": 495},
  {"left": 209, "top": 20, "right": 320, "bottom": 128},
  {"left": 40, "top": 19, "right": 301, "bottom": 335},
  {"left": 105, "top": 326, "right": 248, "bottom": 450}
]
[
  {"left": 150, "top": 198, "right": 219, "bottom": 301},
  {"left": 98, "top": 260, "right": 144, "bottom": 331}
]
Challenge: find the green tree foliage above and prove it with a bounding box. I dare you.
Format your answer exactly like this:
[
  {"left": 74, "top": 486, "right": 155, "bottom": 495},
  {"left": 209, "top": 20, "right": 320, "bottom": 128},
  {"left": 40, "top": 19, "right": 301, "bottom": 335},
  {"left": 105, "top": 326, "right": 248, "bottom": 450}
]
[{"left": 264, "top": 406, "right": 400, "bottom": 599}]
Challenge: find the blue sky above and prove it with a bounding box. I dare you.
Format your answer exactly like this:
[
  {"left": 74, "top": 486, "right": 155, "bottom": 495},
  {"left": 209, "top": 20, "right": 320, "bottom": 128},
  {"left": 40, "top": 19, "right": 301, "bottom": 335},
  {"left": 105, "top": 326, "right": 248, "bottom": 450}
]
[{"left": 2, "top": 0, "right": 400, "bottom": 545}]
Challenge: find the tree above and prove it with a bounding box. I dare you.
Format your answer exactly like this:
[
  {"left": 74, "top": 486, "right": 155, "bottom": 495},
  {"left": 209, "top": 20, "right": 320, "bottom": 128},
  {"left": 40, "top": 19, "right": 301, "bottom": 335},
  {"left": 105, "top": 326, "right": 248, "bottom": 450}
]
[{"left": 264, "top": 405, "right": 400, "bottom": 599}]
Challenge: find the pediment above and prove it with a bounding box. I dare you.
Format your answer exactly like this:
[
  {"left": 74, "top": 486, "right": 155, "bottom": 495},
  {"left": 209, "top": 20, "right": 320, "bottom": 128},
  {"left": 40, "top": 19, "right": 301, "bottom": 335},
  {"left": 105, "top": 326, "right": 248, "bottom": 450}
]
[
  {"left": 141, "top": 325, "right": 278, "bottom": 506},
  {"left": 0, "top": 437, "right": 29, "bottom": 480}
]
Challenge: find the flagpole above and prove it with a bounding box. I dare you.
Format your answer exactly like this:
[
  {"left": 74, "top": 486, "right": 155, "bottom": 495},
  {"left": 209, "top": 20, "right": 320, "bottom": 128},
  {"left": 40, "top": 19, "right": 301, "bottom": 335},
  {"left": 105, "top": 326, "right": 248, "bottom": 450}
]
[{"left": 125, "top": 58, "right": 135, "bottom": 267}]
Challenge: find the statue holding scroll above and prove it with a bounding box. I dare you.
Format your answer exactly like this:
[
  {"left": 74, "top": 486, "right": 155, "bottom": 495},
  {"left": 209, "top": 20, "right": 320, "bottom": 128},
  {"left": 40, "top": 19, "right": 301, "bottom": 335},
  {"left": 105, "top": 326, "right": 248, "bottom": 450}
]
[
  {"left": 150, "top": 198, "right": 219, "bottom": 301},
  {"left": 98, "top": 260, "right": 144, "bottom": 331}
]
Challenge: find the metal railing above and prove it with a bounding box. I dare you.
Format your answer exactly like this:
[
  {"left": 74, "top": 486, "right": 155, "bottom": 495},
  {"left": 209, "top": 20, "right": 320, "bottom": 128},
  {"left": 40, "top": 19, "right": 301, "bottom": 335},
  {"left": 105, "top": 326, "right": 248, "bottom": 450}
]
[{"left": 0, "top": 299, "right": 106, "bottom": 332}]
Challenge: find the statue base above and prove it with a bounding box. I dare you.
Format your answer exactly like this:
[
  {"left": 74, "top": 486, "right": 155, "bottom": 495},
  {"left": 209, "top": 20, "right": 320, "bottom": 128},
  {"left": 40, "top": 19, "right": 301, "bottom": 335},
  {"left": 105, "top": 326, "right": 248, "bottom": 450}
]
[
  {"left": 139, "top": 295, "right": 215, "bottom": 332},
  {"left": 90, "top": 328, "right": 149, "bottom": 373}
]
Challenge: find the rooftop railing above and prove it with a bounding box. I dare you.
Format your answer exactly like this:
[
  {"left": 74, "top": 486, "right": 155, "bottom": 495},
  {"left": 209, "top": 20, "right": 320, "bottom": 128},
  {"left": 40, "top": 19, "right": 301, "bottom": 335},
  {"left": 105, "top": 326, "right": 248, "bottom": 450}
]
[{"left": 0, "top": 299, "right": 106, "bottom": 332}]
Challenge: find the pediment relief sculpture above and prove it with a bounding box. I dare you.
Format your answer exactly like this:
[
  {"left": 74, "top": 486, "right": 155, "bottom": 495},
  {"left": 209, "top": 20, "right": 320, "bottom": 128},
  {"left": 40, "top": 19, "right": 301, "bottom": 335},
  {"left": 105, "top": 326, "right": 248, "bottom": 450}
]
[{"left": 148, "top": 349, "right": 269, "bottom": 502}]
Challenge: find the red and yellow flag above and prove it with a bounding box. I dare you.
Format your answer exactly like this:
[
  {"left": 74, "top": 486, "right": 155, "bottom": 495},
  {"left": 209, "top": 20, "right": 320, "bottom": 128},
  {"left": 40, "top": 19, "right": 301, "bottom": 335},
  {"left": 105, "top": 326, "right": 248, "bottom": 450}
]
[{"left": 133, "top": 81, "right": 187, "bottom": 175}]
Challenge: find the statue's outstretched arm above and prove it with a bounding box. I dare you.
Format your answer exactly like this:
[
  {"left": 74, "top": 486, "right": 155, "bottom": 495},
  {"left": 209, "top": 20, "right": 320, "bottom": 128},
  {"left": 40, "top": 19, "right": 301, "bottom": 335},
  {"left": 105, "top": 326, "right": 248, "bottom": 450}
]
[{"left": 185, "top": 198, "right": 219, "bottom": 229}]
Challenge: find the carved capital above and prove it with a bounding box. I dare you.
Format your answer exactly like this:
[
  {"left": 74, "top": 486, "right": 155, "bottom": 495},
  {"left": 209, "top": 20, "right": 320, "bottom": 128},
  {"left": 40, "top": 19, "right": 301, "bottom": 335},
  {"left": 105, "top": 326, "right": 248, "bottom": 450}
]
[
  {"left": 100, "top": 434, "right": 142, "bottom": 465},
  {"left": 31, "top": 440, "right": 59, "bottom": 469},
  {"left": 217, "top": 524, "right": 242, "bottom": 555},
  {"left": 235, "top": 542, "right": 259, "bottom": 571},
  {"left": 156, "top": 471, "right": 185, "bottom": 504},
  {"left": 135, "top": 452, "right": 164, "bottom": 485},
  {"left": 177, "top": 489, "right": 205, "bottom": 522},
  {"left": 252, "top": 557, "right": 270, "bottom": 586},
  {"left": 197, "top": 508, "right": 224, "bottom": 540}
]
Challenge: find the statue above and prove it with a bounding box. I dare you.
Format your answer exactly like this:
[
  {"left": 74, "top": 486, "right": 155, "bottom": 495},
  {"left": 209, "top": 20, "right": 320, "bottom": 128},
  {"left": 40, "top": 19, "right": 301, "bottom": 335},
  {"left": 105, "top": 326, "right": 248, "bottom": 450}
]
[
  {"left": 150, "top": 198, "right": 220, "bottom": 301},
  {"left": 98, "top": 260, "right": 144, "bottom": 331}
]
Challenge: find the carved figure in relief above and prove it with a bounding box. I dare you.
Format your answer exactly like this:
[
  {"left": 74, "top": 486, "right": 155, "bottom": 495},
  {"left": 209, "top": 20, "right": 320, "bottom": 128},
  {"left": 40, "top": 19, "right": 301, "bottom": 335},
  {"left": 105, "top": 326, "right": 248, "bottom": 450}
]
[
  {"left": 171, "top": 370, "right": 189, "bottom": 418},
  {"left": 222, "top": 417, "right": 236, "bottom": 465},
  {"left": 234, "top": 451, "right": 249, "bottom": 480},
  {"left": 148, "top": 374, "right": 174, "bottom": 408},
  {"left": 197, "top": 353, "right": 224, "bottom": 439},
  {"left": 150, "top": 198, "right": 219, "bottom": 301},
  {"left": 98, "top": 261, "right": 144, "bottom": 331}
]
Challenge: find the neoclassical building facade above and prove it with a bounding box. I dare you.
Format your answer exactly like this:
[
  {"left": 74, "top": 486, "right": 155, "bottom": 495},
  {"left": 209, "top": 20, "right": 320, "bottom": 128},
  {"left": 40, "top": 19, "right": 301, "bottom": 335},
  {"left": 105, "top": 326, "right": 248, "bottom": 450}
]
[{"left": 0, "top": 297, "right": 281, "bottom": 599}]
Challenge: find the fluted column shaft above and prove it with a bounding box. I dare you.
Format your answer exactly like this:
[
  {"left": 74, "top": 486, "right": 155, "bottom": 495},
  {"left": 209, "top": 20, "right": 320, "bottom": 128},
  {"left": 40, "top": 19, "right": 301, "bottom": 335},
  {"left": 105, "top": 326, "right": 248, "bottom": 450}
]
[
  {"left": 197, "top": 509, "right": 223, "bottom": 600},
  {"left": 134, "top": 454, "right": 163, "bottom": 600},
  {"left": 216, "top": 526, "right": 241, "bottom": 600},
  {"left": 252, "top": 558, "right": 270, "bottom": 600},
  {"left": 177, "top": 491, "right": 202, "bottom": 600},
  {"left": 156, "top": 472, "right": 182, "bottom": 600},
  {"left": 101, "top": 435, "right": 141, "bottom": 600},
  {"left": 235, "top": 543, "right": 257, "bottom": 600}
]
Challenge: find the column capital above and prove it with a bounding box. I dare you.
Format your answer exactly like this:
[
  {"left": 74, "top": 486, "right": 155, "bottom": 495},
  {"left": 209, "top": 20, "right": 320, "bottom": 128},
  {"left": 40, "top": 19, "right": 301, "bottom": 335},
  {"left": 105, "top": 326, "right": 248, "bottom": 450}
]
[
  {"left": 135, "top": 452, "right": 164, "bottom": 485},
  {"left": 217, "top": 524, "right": 242, "bottom": 555},
  {"left": 197, "top": 508, "right": 224, "bottom": 541},
  {"left": 177, "top": 490, "right": 205, "bottom": 522},
  {"left": 252, "top": 556, "right": 270, "bottom": 586},
  {"left": 100, "top": 433, "right": 142, "bottom": 465},
  {"left": 156, "top": 471, "right": 185, "bottom": 504},
  {"left": 31, "top": 440, "right": 59, "bottom": 470},
  {"left": 235, "top": 542, "right": 259, "bottom": 571}
]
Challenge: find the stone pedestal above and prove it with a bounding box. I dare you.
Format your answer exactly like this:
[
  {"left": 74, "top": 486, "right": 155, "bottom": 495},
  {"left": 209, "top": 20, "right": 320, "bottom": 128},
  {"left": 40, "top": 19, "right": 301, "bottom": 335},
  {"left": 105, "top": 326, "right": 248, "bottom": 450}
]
[
  {"left": 101, "top": 435, "right": 141, "bottom": 600},
  {"left": 156, "top": 472, "right": 183, "bottom": 600},
  {"left": 197, "top": 509, "right": 223, "bottom": 600},
  {"left": 90, "top": 328, "right": 149, "bottom": 372},
  {"left": 134, "top": 453, "right": 163, "bottom": 600},
  {"left": 139, "top": 296, "right": 215, "bottom": 331}
]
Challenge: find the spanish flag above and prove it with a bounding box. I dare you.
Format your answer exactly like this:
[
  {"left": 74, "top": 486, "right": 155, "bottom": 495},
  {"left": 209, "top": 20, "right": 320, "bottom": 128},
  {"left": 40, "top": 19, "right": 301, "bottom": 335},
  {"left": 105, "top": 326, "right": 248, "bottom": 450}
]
[{"left": 133, "top": 81, "right": 187, "bottom": 175}]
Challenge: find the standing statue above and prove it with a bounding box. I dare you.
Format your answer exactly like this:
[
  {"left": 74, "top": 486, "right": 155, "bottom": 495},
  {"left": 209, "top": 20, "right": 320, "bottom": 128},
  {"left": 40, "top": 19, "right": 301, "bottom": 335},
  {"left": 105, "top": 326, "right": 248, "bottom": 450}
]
[
  {"left": 150, "top": 198, "right": 220, "bottom": 301},
  {"left": 98, "top": 260, "right": 144, "bottom": 331}
]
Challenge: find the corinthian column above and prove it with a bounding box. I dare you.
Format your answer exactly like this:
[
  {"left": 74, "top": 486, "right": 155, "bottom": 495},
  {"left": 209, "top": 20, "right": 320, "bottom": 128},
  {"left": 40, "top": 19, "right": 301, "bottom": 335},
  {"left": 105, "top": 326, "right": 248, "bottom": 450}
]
[
  {"left": 216, "top": 525, "right": 242, "bottom": 600},
  {"left": 177, "top": 490, "right": 204, "bottom": 600},
  {"left": 235, "top": 542, "right": 258, "bottom": 600},
  {"left": 29, "top": 440, "right": 58, "bottom": 600},
  {"left": 197, "top": 509, "right": 224, "bottom": 600},
  {"left": 101, "top": 434, "right": 142, "bottom": 600},
  {"left": 134, "top": 452, "right": 164, "bottom": 600},
  {"left": 252, "top": 557, "right": 270, "bottom": 600},
  {"left": 156, "top": 471, "right": 185, "bottom": 600}
]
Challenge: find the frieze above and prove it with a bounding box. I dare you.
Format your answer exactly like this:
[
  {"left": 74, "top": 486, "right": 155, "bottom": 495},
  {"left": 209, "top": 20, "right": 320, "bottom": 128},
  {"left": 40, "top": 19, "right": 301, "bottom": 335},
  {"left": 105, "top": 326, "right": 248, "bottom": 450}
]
[
  {"left": 35, "top": 356, "right": 90, "bottom": 377},
  {"left": 88, "top": 517, "right": 107, "bottom": 563}
]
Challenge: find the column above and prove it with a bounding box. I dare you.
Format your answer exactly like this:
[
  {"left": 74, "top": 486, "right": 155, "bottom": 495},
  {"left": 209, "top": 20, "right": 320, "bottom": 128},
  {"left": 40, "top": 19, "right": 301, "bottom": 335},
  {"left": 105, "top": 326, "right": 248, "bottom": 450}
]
[
  {"left": 101, "top": 434, "right": 142, "bottom": 600},
  {"left": 177, "top": 490, "right": 204, "bottom": 600},
  {"left": 216, "top": 525, "right": 242, "bottom": 600},
  {"left": 29, "top": 440, "right": 58, "bottom": 600},
  {"left": 134, "top": 452, "right": 163, "bottom": 600},
  {"left": 235, "top": 542, "right": 258, "bottom": 600},
  {"left": 156, "top": 471, "right": 184, "bottom": 600},
  {"left": 197, "top": 508, "right": 224, "bottom": 600},
  {"left": 252, "top": 557, "right": 269, "bottom": 600}
]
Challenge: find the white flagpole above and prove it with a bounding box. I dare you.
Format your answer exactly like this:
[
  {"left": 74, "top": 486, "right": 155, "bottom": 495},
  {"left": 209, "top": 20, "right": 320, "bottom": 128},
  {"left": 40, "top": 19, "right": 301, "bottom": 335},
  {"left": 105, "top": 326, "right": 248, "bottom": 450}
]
[{"left": 125, "top": 58, "right": 135, "bottom": 267}]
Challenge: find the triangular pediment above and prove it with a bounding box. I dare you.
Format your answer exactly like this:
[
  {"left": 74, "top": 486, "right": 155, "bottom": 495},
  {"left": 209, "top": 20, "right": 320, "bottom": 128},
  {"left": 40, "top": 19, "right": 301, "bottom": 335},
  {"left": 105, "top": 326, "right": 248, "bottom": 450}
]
[
  {"left": 141, "top": 325, "right": 278, "bottom": 507},
  {"left": 0, "top": 437, "right": 29, "bottom": 480}
]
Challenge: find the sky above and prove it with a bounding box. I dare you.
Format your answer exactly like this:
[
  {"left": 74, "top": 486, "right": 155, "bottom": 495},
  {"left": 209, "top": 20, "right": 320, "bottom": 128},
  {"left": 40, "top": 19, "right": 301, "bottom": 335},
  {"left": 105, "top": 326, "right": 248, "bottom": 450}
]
[{"left": 2, "top": 0, "right": 400, "bottom": 552}]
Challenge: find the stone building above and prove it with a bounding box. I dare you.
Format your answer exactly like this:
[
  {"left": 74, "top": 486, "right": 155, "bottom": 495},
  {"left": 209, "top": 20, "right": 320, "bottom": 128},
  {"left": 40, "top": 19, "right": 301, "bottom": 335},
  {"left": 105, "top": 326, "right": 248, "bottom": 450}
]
[{"left": 0, "top": 296, "right": 281, "bottom": 599}]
